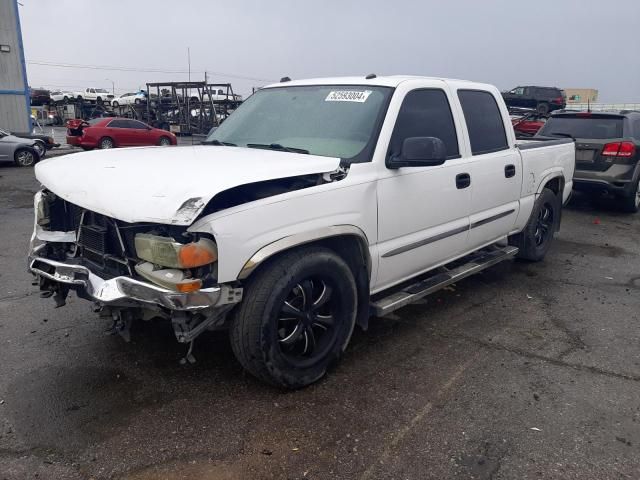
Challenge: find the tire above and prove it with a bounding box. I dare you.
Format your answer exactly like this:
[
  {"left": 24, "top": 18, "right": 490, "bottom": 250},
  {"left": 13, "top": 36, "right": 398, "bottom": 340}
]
[
  {"left": 63, "top": 96, "right": 69, "bottom": 105},
  {"left": 158, "top": 136, "right": 172, "bottom": 146},
  {"left": 98, "top": 137, "right": 114, "bottom": 149},
  {"left": 537, "top": 102, "right": 550, "bottom": 115},
  {"left": 112, "top": 101, "right": 119, "bottom": 108},
  {"left": 33, "top": 141, "right": 46, "bottom": 158},
  {"left": 76, "top": 96, "right": 83, "bottom": 103},
  {"left": 230, "top": 246, "right": 358, "bottom": 389},
  {"left": 134, "top": 98, "right": 142, "bottom": 105},
  {"left": 510, "top": 188, "right": 560, "bottom": 261},
  {"left": 81, "top": 146, "right": 94, "bottom": 151},
  {"left": 96, "top": 97, "right": 103, "bottom": 105},
  {"left": 14, "top": 148, "right": 37, "bottom": 167},
  {"left": 619, "top": 179, "right": 640, "bottom": 213}
]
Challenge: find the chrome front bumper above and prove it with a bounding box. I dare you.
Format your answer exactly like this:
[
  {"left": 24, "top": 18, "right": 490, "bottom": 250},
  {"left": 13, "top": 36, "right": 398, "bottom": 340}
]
[{"left": 29, "top": 253, "right": 242, "bottom": 312}]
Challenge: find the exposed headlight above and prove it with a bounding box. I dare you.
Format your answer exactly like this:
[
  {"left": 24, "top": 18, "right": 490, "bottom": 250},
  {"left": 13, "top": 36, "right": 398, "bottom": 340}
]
[
  {"left": 35, "top": 190, "right": 50, "bottom": 226},
  {"left": 134, "top": 234, "right": 217, "bottom": 269}
]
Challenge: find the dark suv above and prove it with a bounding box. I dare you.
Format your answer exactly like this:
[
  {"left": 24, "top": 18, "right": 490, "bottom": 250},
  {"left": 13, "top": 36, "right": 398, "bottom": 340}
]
[
  {"left": 537, "top": 111, "right": 640, "bottom": 212},
  {"left": 30, "top": 88, "right": 51, "bottom": 106},
  {"left": 502, "top": 86, "right": 566, "bottom": 115}
]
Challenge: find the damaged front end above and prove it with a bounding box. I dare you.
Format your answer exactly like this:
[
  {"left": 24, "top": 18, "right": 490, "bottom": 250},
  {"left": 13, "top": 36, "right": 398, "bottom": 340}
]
[{"left": 28, "top": 190, "right": 242, "bottom": 358}]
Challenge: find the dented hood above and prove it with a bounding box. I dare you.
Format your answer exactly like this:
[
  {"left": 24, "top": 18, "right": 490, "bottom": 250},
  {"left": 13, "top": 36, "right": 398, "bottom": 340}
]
[{"left": 35, "top": 146, "right": 340, "bottom": 225}]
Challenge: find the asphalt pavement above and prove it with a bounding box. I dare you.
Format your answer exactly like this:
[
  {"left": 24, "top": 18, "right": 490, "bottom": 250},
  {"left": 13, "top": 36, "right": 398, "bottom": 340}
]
[{"left": 1, "top": 160, "right": 639, "bottom": 479}]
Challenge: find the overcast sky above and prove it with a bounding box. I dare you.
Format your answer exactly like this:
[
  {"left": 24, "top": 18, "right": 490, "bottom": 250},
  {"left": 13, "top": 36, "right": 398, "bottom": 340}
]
[{"left": 18, "top": 0, "right": 640, "bottom": 102}]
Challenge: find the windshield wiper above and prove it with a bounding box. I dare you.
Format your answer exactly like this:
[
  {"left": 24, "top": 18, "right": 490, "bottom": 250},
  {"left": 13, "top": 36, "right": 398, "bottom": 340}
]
[
  {"left": 246, "top": 143, "right": 309, "bottom": 154},
  {"left": 202, "top": 139, "right": 237, "bottom": 146}
]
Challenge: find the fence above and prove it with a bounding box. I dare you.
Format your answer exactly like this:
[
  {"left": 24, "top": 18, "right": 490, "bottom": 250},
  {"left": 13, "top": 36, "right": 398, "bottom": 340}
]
[{"left": 567, "top": 103, "right": 640, "bottom": 112}]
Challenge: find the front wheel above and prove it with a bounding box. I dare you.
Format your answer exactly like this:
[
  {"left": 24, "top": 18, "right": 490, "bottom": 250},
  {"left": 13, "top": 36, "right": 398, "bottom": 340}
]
[
  {"left": 158, "top": 136, "right": 172, "bottom": 146},
  {"left": 33, "top": 141, "right": 46, "bottom": 158},
  {"left": 111, "top": 101, "right": 119, "bottom": 108},
  {"left": 230, "top": 246, "right": 358, "bottom": 389},
  {"left": 510, "top": 188, "right": 560, "bottom": 261}
]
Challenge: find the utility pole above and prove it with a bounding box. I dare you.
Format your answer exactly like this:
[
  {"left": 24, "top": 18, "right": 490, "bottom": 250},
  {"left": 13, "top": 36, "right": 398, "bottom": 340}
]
[
  {"left": 204, "top": 70, "right": 208, "bottom": 84},
  {"left": 187, "top": 47, "right": 191, "bottom": 82}
]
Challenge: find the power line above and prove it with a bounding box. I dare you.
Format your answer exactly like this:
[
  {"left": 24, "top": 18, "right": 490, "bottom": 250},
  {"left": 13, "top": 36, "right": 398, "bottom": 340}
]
[{"left": 27, "top": 60, "right": 275, "bottom": 83}]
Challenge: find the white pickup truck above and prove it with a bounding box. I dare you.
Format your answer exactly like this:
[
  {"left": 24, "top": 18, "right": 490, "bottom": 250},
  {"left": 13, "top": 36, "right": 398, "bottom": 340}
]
[
  {"left": 72, "top": 88, "right": 114, "bottom": 105},
  {"left": 29, "top": 76, "right": 574, "bottom": 388}
]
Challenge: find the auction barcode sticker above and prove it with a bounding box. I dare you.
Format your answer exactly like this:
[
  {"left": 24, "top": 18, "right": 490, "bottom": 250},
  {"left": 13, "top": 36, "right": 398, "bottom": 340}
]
[{"left": 325, "top": 90, "right": 372, "bottom": 103}]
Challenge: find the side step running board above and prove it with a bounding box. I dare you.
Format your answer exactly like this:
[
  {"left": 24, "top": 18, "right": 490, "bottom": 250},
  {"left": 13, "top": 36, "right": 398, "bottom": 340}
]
[{"left": 370, "top": 246, "right": 519, "bottom": 317}]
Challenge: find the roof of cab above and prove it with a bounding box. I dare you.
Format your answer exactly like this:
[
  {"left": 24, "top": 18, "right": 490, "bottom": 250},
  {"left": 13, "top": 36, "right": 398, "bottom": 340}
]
[{"left": 263, "top": 75, "right": 481, "bottom": 89}]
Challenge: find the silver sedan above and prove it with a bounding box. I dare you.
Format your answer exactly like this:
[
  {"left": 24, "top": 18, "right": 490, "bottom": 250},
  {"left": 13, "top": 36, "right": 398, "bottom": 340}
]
[{"left": 0, "top": 128, "right": 40, "bottom": 167}]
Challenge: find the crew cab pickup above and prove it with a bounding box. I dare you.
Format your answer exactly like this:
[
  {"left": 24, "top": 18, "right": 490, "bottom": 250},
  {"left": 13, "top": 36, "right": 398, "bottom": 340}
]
[
  {"left": 28, "top": 76, "right": 575, "bottom": 388},
  {"left": 72, "top": 88, "right": 114, "bottom": 105}
]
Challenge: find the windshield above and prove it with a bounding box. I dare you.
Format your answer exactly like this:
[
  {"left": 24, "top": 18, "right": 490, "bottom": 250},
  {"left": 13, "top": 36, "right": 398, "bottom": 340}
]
[
  {"left": 206, "top": 85, "right": 392, "bottom": 160},
  {"left": 96, "top": 89, "right": 109, "bottom": 93},
  {"left": 538, "top": 116, "right": 624, "bottom": 139}
]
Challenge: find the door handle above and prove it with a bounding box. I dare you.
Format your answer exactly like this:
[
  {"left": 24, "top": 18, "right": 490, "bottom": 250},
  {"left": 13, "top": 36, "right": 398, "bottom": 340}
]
[
  {"left": 456, "top": 173, "right": 471, "bottom": 189},
  {"left": 505, "top": 164, "right": 516, "bottom": 178}
]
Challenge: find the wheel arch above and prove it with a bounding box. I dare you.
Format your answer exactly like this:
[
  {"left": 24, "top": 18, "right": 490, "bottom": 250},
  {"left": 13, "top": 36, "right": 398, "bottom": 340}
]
[
  {"left": 539, "top": 174, "right": 564, "bottom": 197},
  {"left": 237, "top": 226, "right": 372, "bottom": 330},
  {"left": 238, "top": 225, "right": 371, "bottom": 280},
  {"left": 537, "top": 173, "right": 565, "bottom": 232}
]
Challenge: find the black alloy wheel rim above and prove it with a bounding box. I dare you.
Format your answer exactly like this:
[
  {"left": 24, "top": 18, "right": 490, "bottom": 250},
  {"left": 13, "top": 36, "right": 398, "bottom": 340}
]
[
  {"left": 534, "top": 203, "right": 553, "bottom": 246},
  {"left": 276, "top": 277, "right": 339, "bottom": 367}
]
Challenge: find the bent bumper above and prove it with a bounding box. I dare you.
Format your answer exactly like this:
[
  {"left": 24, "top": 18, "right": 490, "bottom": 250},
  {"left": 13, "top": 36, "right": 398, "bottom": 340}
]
[{"left": 29, "top": 254, "right": 241, "bottom": 311}]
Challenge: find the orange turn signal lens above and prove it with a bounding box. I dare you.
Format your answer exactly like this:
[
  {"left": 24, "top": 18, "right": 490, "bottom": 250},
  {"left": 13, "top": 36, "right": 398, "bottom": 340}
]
[
  {"left": 175, "top": 279, "right": 203, "bottom": 293},
  {"left": 178, "top": 240, "right": 217, "bottom": 268}
]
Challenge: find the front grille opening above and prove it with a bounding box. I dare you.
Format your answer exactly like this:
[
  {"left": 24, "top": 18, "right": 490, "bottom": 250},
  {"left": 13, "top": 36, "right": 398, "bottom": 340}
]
[{"left": 47, "top": 197, "right": 190, "bottom": 280}]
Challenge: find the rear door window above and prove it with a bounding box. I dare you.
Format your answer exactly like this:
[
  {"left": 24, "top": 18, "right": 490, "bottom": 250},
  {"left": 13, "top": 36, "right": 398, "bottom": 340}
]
[
  {"left": 107, "top": 120, "right": 128, "bottom": 128},
  {"left": 127, "top": 120, "right": 148, "bottom": 129},
  {"left": 458, "top": 90, "right": 508, "bottom": 155},
  {"left": 388, "top": 89, "right": 460, "bottom": 160},
  {"left": 538, "top": 116, "right": 624, "bottom": 139}
]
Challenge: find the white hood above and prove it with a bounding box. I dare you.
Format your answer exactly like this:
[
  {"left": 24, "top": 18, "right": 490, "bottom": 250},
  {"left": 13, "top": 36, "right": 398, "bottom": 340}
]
[{"left": 35, "top": 146, "right": 340, "bottom": 225}]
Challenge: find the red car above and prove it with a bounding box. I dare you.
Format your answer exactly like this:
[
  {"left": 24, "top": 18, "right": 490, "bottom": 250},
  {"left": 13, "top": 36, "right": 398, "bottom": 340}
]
[
  {"left": 510, "top": 112, "right": 547, "bottom": 137},
  {"left": 66, "top": 118, "right": 177, "bottom": 150}
]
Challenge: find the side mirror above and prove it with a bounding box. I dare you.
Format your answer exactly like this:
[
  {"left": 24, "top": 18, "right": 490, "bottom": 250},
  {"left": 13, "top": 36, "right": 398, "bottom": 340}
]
[{"left": 388, "top": 137, "right": 447, "bottom": 169}]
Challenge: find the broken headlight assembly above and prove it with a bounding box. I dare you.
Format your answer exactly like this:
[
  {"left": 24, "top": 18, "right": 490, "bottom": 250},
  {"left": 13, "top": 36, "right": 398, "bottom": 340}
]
[{"left": 134, "top": 233, "right": 218, "bottom": 293}]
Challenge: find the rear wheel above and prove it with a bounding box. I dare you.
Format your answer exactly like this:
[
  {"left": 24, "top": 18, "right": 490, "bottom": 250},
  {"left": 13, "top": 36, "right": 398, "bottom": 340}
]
[
  {"left": 63, "top": 96, "right": 69, "bottom": 105},
  {"left": 111, "top": 101, "right": 119, "bottom": 108},
  {"left": 134, "top": 98, "right": 142, "bottom": 105},
  {"left": 14, "top": 148, "right": 36, "bottom": 167},
  {"left": 230, "top": 246, "right": 357, "bottom": 389},
  {"left": 99, "top": 137, "right": 114, "bottom": 149},
  {"left": 96, "top": 97, "right": 103, "bottom": 105},
  {"left": 76, "top": 95, "right": 83, "bottom": 103},
  {"left": 619, "top": 179, "right": 640, "bottom": 213},
  {"left": 510, "top": 188, "right": 560, "bottom": 261},
  {"left": 158, "top": 136, "right": 171, "bottom": 146},
  {"left": 537, "top": 102, "right": 550, "bottom": 115}
]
